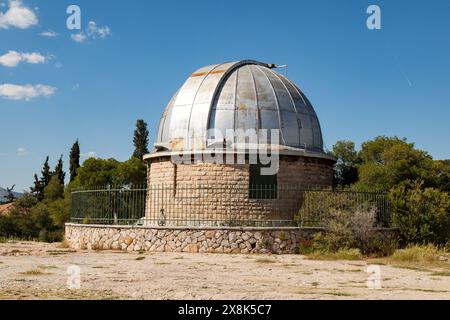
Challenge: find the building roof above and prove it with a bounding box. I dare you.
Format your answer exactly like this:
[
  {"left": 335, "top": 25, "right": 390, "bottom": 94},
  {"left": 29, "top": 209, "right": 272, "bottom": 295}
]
[
  {"left": 153, "top": 60, "right": 326, "bottom": 157},
  {"left": 0, "top": 203, "right": 13, "bottom": 216}
]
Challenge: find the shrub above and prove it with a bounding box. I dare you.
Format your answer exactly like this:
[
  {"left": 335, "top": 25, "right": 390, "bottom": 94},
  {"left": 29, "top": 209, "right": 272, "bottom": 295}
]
[
  {"left": 0, "top": 211, "right": 39, "bottom": 240},
  {"left": 310, "top": 207, "right": 397, "bottom": 257},
  {"left": 350, "top": 208, "right": 398, "bottom": 256},
  {"left": 0, "top": 192, "right": 66, "bottom": 242},
  {"left": 297, "top": 189, "right": 391, "bottom": 227},
  {"left": 389, "top": 180, "right": 450, "bottom": 245},
  {"left": 314, "top": 210, "right": 355, "bottom": 252}
]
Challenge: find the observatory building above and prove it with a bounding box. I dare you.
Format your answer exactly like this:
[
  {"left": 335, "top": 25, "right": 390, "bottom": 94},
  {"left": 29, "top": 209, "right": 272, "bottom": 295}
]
[
  {"left": 144, "top": 60, "right": 335, "bottom": 226},
  {"left": 66, "top": 60, "right": 340, "bottom": 254}
]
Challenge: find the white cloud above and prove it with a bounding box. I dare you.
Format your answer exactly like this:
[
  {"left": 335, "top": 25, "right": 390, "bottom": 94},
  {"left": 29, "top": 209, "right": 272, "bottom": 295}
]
[
  {"left": 87, "top": 21, "right": 111, "bottom": 39},
  {"left": 17, "top": 147, "right": 28, "bottom": 156},
  {"left": 40, "top": 30, "right": 57, "bottom": 37},
  {"left": 71, "top": 21, "right": 111, "bottom": 43},
  {"left": 0, "top": 0, "right": 38, "bottom": 29},
  {"left": 71, "top": 32, "right": 87, "bottom": 43},
  {"left": 0, "top": 50, "right": 20, "bottom": 67},
  {"left": 0, "top": 50, "right": 48, "bottom": 67},
  {"left": 0, "top": 83, "right": 56, "bottom": 101},
  {"left": 21, "top": 52, "right": 47, "bottom": 64},
  {"left": 81, "top": 151, "right": 97, "bottom": 159}
]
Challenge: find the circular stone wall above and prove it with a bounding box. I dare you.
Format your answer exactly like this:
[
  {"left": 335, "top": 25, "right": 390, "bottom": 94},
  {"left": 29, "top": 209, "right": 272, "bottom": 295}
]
[{"left": 65, "top": 224, "right": 321, "bottom": 254}]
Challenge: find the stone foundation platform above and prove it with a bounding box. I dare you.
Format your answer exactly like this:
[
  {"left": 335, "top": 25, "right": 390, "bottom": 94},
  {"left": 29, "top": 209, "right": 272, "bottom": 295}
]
[{"left": 65, "top": 223, "right": 321, "bottom": 254}]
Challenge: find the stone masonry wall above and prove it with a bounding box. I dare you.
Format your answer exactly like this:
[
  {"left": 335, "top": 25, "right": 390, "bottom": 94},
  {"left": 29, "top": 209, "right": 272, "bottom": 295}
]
[
  {"left": 147, "top": 155, "right": 334, "bottom": 188},
  {"left": 145, "top": 155, "right": 334, "bottom": 224},
  {"left": 65, "top": 224, "right": 319, "bottom": 254}
]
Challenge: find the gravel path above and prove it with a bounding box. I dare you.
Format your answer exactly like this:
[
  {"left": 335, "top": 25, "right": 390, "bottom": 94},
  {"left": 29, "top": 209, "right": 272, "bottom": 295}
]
[{"left": 0, "top": 241, "right": 449, "bottom": 300}]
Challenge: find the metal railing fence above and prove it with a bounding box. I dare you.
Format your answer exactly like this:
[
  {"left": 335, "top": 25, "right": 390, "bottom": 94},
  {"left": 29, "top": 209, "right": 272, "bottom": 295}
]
[{"left": 70, "top": 185, "right": 391, "bottom": 227}]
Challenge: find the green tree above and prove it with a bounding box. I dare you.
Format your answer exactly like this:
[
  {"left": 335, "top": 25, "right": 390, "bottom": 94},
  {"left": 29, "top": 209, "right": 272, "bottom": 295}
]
[
  {"left": 132, "top": 119, "right": 149, "bottom": 160},
  {"left": 116, "top": 157, "right": 147, "bottom": 186},
  {"left": 73, "top": 157, "right": 147, "bottom": 188},
  {"left": 41, "top": 156, "right": 52, "bottom": 187},
  {"left": 69, "top": 140, "right": 81, "bottom": 182},
  {"left": 29, "top": 202, "right": 60, "bottom": 242},
  {"left": 389, "top": 180, "right": 450, "bottom": 245},
  {"left": 10, "top": 193, "right": 38, "bottom": 215},
  {"left": 357, "top": 136, "right": 433, "bottom": 191},
  {"left": 0, "top": 193, "right": 38, "bottom": 240},
  {"left": 48, "top": 197, "right": 70, "bottom": 229},
  {"left": 359, "top": 136, "right": 406, "bottom": 163},
  {"left": 54, "top": 155, "right": 65, "bottom": 186},
  {"left": 331, "top": 140, "right": 359, "bottom": 187},
  {"left": 30, "top": 174, "right": 43, "bottom": 200},
  {"left": 4, "top": 185, "right": 16, "bottom": 203},
  {"left": 44, "top": 175, "right": 64, "bottom": 202},
  {"left": 31, "top": 156, "right": 53, "bottom": 200},
  {"left": 73, "top": 158, "right": 120, "bottom": 187},
  {"left": 430, "top": 160, "right": 450, "bottom": 193}
]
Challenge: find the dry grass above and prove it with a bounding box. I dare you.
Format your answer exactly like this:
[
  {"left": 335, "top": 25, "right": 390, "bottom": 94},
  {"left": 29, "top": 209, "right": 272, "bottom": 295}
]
[
  {"left": 19, "top": 269, "right": 48, "bottom": 276},
  {"left": 254, "top": 258, "right": 277, "bottom": 264},
  {"left": 306, "top": 248, "right": 363, "bottom": 261},
  {"left": 370, "top": 244, "right": 450, "bottom": 272},
  {"left": 57, "top": 240, "right": 69, "bottom": 249},
  {"left": 391, "top": 245, "right": 447, "bottom": 263},
  {"left": 37, "top": 265, "right": 57, "bottom": 270},
  {"left": 430, "top": 271, "right": 450, "bottom": 277}
]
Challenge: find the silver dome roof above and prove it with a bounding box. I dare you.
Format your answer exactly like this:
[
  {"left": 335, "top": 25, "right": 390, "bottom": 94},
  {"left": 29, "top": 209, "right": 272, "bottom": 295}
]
[{"left": 155, "top": 60, "right": 324, "bottom": 154}]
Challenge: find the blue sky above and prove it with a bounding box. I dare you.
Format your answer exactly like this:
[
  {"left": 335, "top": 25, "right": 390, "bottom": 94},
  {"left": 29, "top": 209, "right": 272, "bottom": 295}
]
[{"left": 1, "top": 0, "right": 450, "bottom": 191}]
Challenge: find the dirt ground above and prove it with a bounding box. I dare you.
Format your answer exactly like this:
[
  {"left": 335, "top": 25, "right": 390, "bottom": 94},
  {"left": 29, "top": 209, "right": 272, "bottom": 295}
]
[{"left": 0, "top": 241, "right": 449, "bottom": 300}]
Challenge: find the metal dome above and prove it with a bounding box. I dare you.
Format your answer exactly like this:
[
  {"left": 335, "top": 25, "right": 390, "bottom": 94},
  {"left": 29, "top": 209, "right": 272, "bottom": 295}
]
[{"left": 155, "top": 60, "right": 324, "bottom": 154}]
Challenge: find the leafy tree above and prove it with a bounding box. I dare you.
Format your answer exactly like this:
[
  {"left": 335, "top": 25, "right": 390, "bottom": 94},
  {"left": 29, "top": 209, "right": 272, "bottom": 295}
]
[
  {"left": 54, "top": 155, "right": 65, "bottom": 186},
  {"left": 69, "top": 140, "right": 81, "bottom": 182},
  {"left": 331, "top": 141, "right": 359, "bottom": 187},
  {"left": 30, "top": 174, "right": 44, "bottom": 200},
  {"left": 359, "top": 136, "right": 411, "bottom": 163},
  {"left": 74, "top": 157, "right": 147, "bottom": 188},
  {"left": 73, "top": 158, "right": 121, "bottom": 187},
  {"left": 3, "top": 185, "right": 16, "bottom": 203},
  {"left": 116, "top": 157, "right": 147, "bottom": 186},
  {"left": 0, "top": 193, "right": 39, "bottom": 239},
  {"left": 430, "top": 160, "right": 450, "bottom": 193},
  {"left": 132, "top": 119, "right": 149, "bottom": 160},
  {"left": 48, "top": 197, "right": 70, "bottom": 229},
  {"left": 9, "top": 193, "right": 38, "bottom": 215},
  {"left": 44, "top": 175, "right": 64, "bottom": 202},
  {"left": 357, "top": 136, "right": 433, "bottom": 191},
  {"left": 30, "top": 203, "right": 52, "bottom": 233},
  {"left": 29, "top": 202, "right": 60, "bottom": 242},
  {"left": 389, "top": 180, "right": 450, "bottom": 245},
  {"left": 31, "top": 157, "right": 53, "bottom": 200}
]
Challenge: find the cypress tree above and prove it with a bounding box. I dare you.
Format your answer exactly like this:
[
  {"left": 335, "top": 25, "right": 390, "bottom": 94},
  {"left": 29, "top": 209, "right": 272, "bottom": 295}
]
[
  {"left": 31, "top": 157, "right": 53, "bottom": 200},
  {"left": 132, "top": 120, "right": 149, "bottom": 160},
  {"left": 31, "top": 173, "right": 43, "bottom": 199},
  {"left": 69, "top": 140, "right": 80, "bottom": 182},
  {"left": 54, "top": 155, "right": 66, "bottom": 186},
  {"left": 41, "top": 156, "right": 52, "bottom": 187}
]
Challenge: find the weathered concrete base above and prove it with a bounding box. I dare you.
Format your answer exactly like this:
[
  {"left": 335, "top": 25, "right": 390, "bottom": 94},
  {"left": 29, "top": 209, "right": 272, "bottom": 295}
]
[{"left": 65, "top": 223, "right": 320, "bottom": 254}]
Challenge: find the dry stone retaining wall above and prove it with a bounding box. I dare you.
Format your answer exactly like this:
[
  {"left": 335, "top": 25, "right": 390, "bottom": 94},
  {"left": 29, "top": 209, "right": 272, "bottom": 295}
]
[{"left": 65, "top": 224, "right": 319, "bottom": 254}]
